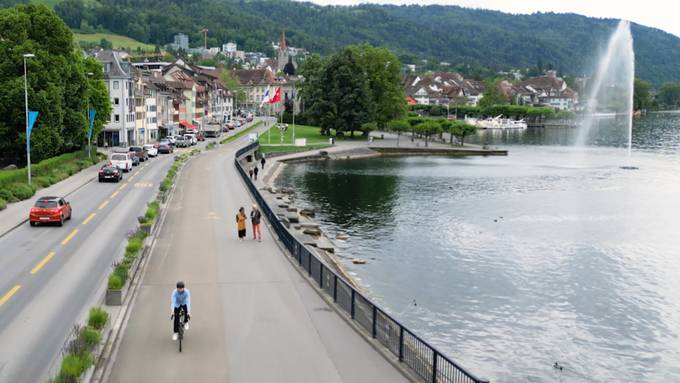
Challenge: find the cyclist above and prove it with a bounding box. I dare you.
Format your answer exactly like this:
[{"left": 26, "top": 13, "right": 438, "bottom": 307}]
[{"left": 170, "top": 281, "right": 191, "bottom": 341}]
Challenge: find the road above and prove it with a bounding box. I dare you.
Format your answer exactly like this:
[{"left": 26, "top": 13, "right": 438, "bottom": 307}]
[
  {"left": 106, "top": 126, "right": 408, "bottom": 383},
  {"left": 0, "top": 147, "right": 180, "bottom": 382}
]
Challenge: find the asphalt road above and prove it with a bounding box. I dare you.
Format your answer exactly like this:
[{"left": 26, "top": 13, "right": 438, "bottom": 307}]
[
  {"left": 0, "top": 151, "right": 175, "bottom": 383},
  {"left": 107, "top": 127, "right": 409, "bottom": 382}
]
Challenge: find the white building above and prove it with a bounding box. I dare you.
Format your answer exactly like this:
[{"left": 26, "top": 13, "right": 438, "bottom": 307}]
[
  {"left": 96, "top": 50, "right": 135, "bottom": 147},
  {"left": 223, "top": 42, "right": 237, "bottom": 53}
]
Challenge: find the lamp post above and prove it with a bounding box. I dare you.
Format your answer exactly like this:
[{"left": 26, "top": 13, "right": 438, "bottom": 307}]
[
  {"left": 86, "top": 72, "right": 93, "bottom": 158},
  {"left": 24, "top": 53, "right": 35, "bottom": 185}
]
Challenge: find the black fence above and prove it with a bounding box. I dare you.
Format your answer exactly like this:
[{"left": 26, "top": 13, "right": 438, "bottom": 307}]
[{"left": 235, "top": 142, "right": 489, "bottom": 383}]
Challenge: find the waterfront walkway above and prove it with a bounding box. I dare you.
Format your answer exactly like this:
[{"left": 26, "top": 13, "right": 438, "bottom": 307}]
[{"left": 106, "top": 129, "right": 409, "bottom": 382}]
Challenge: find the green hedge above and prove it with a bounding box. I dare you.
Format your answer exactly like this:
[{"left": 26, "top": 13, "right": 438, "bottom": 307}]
[{"left": 87, "top": 307, "right": 108, "bottom": 330}]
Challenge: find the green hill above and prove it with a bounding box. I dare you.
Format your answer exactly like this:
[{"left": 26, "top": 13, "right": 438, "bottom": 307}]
[
  {"left": 20, "top": 0, "right": 680, "bottom": 84},
  {"left": 74, "top": 32, "right": 156, "bottom": 51}
]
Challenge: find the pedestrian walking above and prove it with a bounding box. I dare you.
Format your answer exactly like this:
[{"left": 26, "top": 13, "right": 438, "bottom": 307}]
[
  {"left": 253, "top": 166, "right": 259, "bottom": 181},
  {"left": 236, "top": 207, "right": 247, "bottom": 240},
  {"left": 250, "top": 204, "right": 262, "bottom": 242},
  {"left": 249, "top": 168, "right": 254, "bottom": 180},
  {"left": 260, "top": 155, "right": 266, "bottom": 169}
]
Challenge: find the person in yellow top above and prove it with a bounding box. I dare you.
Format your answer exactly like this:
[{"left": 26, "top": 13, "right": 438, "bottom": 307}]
[{"left": 236, "top": 206, "right": 247, "bottom": 241}]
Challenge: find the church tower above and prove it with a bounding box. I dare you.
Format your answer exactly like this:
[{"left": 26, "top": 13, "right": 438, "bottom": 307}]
[{"left": 277, "top": 31, "right": 289, "bottom": 72}]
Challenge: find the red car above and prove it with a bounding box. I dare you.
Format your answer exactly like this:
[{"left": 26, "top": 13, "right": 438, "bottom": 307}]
[
  {"left": 196, "top": 132, "right": 205, "bottom": 141},
  {"left": 29, "top": 196, "right": 72, "bottom": 226}
]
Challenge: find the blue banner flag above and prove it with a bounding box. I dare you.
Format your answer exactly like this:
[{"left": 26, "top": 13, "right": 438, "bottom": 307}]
[
  {"left": 88, "top": 109, "right": 96, "bottom": 140},
  {"left": 27, "top": 111, "right": 39, "bottom": 141}
]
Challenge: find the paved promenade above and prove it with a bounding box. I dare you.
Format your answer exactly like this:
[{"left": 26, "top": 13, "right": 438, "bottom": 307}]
[{"left": 107, "top": 128, "right": 408, "bottom": 382}]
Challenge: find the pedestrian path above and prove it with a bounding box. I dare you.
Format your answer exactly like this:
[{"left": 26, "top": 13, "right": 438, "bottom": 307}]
[{"left": 106, "top": 133, "right": 409, "bottom": 382}]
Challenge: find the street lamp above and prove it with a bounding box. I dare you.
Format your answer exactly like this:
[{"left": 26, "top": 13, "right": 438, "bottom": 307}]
[{"left": 23, "top": 53, "right": 35, "bottom": 185}]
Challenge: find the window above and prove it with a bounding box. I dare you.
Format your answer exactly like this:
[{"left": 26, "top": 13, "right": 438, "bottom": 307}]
[
  {"left": 114, "top": 98, "right": 119, "bottom": 105},
  {"left": 113, "top": 81, "right": 119, "bottom": 90},
  {"left": 115, "top": 114, "right": 120, "bottom": 122}
]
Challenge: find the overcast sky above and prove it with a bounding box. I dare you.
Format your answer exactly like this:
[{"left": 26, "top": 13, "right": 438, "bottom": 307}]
[{"left": 299, "top": 0, "right": 680, "bottom": 37}]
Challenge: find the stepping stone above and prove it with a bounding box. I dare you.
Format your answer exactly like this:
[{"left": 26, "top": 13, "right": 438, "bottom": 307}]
[
  {"left": 352, "top": 259, "right": 367, "bottom": 265},
  {"left": 286, "top": 212, "right": 299, "bottom": 223}
]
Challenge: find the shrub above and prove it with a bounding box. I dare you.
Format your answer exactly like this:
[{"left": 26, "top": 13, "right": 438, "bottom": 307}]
[
  {"left": 87, "top": 307, "right": 108, "bottom": 330},
  {"left": 0, "top": 189, "right": 16, "bottom": 202},
  {"left": 125, "top": 237, "right": 143, "bottom": 256},
  {"left": 0, "top": 198, "right": 6, "bottom": 210},
  {"left": 144, "top": 201, "right": 159, "bottom": 222},
  {"left": 58, "top": 353, "right": 91, "bottom": 381},
  {"left": 6, "top": 183, "right": 34, "bottom": 200},
  {"left": 108, "top": 273, "right": 123, "bottom": 290},
  {"left": 159, "top": 179, "right": 171, "bottom": 192},
  {"left": 80, "top": 326, "right": 101, "bottom": 350},
  {"left": 33, "top": 176, "right": 52, "bottom": 188}
]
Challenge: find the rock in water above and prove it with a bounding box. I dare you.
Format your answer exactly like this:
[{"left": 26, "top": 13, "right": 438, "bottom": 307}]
[
  {"left": 352, "top": 259, "right": 367, "bottom": 264},
  {"left": 336, "top": 232, "right": 350, "bottom": 240}
]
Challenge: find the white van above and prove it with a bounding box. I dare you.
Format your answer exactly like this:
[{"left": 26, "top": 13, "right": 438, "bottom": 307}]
[{"left": 110, "top": 152, "right": 133, "bottom": 172}]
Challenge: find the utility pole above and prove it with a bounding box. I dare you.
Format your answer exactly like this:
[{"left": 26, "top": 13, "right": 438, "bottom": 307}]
[{"left": 201, "top": 28, "right": 208, "bottom": 50}]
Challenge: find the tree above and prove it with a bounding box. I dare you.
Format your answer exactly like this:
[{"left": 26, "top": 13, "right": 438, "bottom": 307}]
[
  {"left": 414, "top": 120, "right": 441, "bottom": 147},
  {"left": 657, "top": 82, "right": 680, "bottom": 109},
  {"left": 450, "top": 121, "right": 477, "bottom": 146},
  {"left": 633, "top": 79, "right": 652, "bottom": 111},
  {"left": 316, "top": 48, "right": 374, "bottom": 136},
  {"left": 220, "top": 70, "right": 246, "bottom": 112},
  {"left": 0, "top": 4, "right": 110, "bottom": 164},
  {"left": 349, "top": 44, "right": 406, "bottom": 129},
  {"left": 478, "top": 79, "right": 509, "bottom": 108},
  {"left": 387, "top": 119, "right": 409, "bottom": 146},
  {"left": 297, "top": 54, "right": 325, "bottom": 126}
]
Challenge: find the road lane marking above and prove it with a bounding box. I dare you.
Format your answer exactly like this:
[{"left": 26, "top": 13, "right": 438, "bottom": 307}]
[
  {"left": 128, "top": 175, "right": 135, "bottom": 181},
  {"left": 31, "top": 252, "right": 56, "bottom": 274},
  {"left": 119, "top": 183, "right": 128, "bottom": 190},
  {"left": 61, "top": 229, "right": 79, "bottom": 245},
  {"left": 98, "top": 200, "right": 109, "bottom": 210},
  {"left": 82, "top": 213, "right": 96, "bottom": 225},
  {"left": 110, "top": 191, "right": 119, "bottom": 199},
  {"left": 0, "top": 285, "right": 21, "bottom": 306}
]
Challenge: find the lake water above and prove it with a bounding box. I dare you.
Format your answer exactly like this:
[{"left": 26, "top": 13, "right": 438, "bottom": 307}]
[{"left": 275, "top": 113, "right": 680, "bottom": 382}]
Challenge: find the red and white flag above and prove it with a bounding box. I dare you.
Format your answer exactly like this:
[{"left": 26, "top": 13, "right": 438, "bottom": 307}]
[{"left": 268, "top": 87, "right": 281, "bottom": 104}]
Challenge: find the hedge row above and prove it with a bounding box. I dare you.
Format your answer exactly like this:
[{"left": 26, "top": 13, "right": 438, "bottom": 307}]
[
  {"left": 48, "top": 307, "right": 109, "bottom": 383},
  {"left": 0, "top": 151, "right": 104, "bottom": 210}
]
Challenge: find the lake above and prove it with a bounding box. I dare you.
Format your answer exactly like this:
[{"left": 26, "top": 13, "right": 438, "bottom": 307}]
[{"left": 275, "top": 113, "right": 680, "bottom": 382}]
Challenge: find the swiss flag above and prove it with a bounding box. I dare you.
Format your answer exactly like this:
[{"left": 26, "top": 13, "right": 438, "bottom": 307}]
[{"left": 268, "top": 87, "right": 281, "bottom": 104}]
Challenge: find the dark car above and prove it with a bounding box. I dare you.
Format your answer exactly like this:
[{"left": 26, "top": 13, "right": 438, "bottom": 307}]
[
  {"left": 158, "top": 142, "right": 173, "bottom": 154},
  {"left": 29, "top": 196, "right": 72, "bottom": 226},
  {"left": 129, "top": 146, "right": 149, "bottom": 162},
  {"left": 196, "top": 132, "right": 205, "bottom": 141},
  {"left": 98, "top": 163, "right": 123, "bottom": 183}
]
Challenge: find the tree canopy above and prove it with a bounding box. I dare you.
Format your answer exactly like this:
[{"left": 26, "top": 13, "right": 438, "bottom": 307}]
[{"left": 0, "top": 4, "right": 111, "bottom": 166}]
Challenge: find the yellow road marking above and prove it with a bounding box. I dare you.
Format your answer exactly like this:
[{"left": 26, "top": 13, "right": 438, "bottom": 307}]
[
  {"left": 61, "top": 229, "right": 79, "bottom": 245},
  {"left": 98, "top": 200, "right": 109, "bottom": 210},
  {"left": 110, "top": 191, "right": 119, "bottom": 199},
  {"left": 119, "top": 183, "right": 128, "bottom": 190},
  {"left": 31, "top": 252, "right": 56, "bottom": 274},
  {"left": 128, "top": 175, "right": 135, "bottom": 181},
  {"left": 0, "top": 285, "right": 21, "bottom": 306},
  {"left": 82, "top": 213, "right": 96, "bottom": 225}
]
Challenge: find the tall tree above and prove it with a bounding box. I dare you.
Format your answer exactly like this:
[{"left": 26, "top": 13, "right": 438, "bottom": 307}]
[
  {"left": 297, "top": 54, "right": 325, "bottom": 126},
  {"left": 220, "top": 70, "right": 246, "bottom": 112},
  {"left": 633, "top": 79, "right": 652, "bottom": 111},
  {"left": 478, "top": 79, "right": 509, "bottom": 108},
  {"left": 657, "top": 82, "right": 680, "bottom": 109},
  {"left": 349, "top": 44, "right": 406, "bottom": 129}
]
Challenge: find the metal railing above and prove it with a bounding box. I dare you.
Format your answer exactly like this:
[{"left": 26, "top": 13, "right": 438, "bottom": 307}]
[{"left": 235, "top": 142, "right": 489, "bottom": 383}]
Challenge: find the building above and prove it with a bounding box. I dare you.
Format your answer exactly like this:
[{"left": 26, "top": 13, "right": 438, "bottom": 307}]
[
  {"left": 517, "top": 71, "right": 578, "bottom": 110},
  {"left": 232, "top": 67, "right": 300, "bottom": 115},
  {"left": 96, "top": 50, "right": 136, "bottom": 146},
  {"left": 223, "top": 42, "right": 237, "bottom": 54},
  {"left": 174, "top": 33, "right": 189, "bottom": 50},
  {"left": 403, "top": 72, "right": 485, "bottom": 106},
  {"left": 276, "top": 31, "right": 291, "bottom": 72}
]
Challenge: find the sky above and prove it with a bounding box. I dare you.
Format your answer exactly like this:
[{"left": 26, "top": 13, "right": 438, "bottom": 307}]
[{"left": 299, "top": 0, "right": 680, "bottom": 37}]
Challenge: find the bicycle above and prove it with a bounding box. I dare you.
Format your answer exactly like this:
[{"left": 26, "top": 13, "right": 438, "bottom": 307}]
[{"left": 172, "top": 307, "right": 187, "bottom": 352}]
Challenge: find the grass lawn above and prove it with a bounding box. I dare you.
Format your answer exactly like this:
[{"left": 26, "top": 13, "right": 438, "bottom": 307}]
[
  {"left": 74, "top": 32, "right": 157, "bottom": 51},
  {"left": 261, "top": 124, "right": 368, "bottom": 146},
  {"left": 257, "top": 144, "right": 331, "bottom": 155}
]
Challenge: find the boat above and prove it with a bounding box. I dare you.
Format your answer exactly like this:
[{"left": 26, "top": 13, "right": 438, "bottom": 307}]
[{"left": 465, "top": 115, "right": 527, "bottom": 130}]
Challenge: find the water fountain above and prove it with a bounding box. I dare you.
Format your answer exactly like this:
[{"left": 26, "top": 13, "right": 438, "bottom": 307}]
[{"left": 576, "top": 20, "right": 637, "bottom": 168}]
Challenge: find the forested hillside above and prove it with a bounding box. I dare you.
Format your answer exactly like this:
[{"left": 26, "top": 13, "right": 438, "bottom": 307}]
[{"left": 13, "top": 0, "right": 680, "bottom": 84}]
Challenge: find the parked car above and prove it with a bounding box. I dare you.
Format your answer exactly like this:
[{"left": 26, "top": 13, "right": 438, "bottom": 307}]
[
  {"left": 129, "top": 146, "right": 149, "bottom": 162},
  {"left": 98, "top": 163, "right": 123, "bottom": 182},
  {"left": 29, "top": 196, "right": 72, "bottom": 226},
  {"left": 184, "top": 134, "right": 197, "bottom": 145},
  {"left": 110, "top": 152, "right": 133, "bottom": 172},
  {"left": 166, "top": 136, "right": 177, "bottom": 146},
  {"left": 158, "top": 142, "right": 173, "bottom": 154},
  {"left": 143, "top": 144, "right": 158, "bottom": 157},
  {"left": 174, "top": 136, "right": 189, "bottom": 148},
  {"left": 246, "top": 113, "right": 253, "bottom": 122},
  {"left": 196, "top": 132, "right": 205, "bottom": 141}
]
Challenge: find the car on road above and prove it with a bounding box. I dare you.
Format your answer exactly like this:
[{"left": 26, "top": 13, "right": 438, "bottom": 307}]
[
  {"left": 143, "top": 144, "right": 158, "bottom": 157},
  {"left": 196, "top": 132, "right": 205, "bottom": 141},
  {"left": 29, "top": 196, "right": 72, "bottom": 226},
  {"left": 98, "top": 163, "right": 123, "bottom": 182},
  {"left": 158, "top": 141, "right": 173, "bottom": 154},
  {"left": 165, "top": 136, "right": 177, "bottom": 146},
  {"left": 174, "top": 136, "right": 189, "bottom": 148},
  {"left": 129, "top": 146, "right": 149, "bottom": 162},
  {"left": 184, "top": 134, "right": 197, "bottom": 146},
  {"left": 110, "top": 152, "right": 133, "bottom": 172}
]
